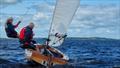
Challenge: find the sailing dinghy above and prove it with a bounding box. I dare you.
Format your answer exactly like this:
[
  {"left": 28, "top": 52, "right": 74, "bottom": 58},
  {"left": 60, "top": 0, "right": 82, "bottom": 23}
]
[{"left": 25, "top": 0, "right": 80, "bottom": 67}]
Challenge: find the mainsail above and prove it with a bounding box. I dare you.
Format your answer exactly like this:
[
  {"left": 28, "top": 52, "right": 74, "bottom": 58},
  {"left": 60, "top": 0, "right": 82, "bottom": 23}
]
[{"left": 48, "top": 0, "right": 80, "bottom": 46}]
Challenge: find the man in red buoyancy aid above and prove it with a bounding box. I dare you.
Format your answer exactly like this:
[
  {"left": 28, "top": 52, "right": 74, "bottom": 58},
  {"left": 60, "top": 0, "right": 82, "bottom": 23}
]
[
  {"left": 19, "top": 23, "right": 64, "bottom": 58},
  {"left": 5, "top": 17, "right": 21, "bottom": 38},
  {"left": 19, "top": 23, "right": 36, "bottom": 50}
]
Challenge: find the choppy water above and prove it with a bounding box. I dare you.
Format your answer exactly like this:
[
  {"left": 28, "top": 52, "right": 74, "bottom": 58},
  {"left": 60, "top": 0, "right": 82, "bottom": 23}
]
[{"left": 0, "top": 38, "right": 120, "bottom": 68}]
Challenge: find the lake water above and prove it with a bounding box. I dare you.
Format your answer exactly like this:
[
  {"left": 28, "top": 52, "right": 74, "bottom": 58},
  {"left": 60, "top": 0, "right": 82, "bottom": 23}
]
[{"left": 0, "top": 38, "right": 120, "bottom": 68}]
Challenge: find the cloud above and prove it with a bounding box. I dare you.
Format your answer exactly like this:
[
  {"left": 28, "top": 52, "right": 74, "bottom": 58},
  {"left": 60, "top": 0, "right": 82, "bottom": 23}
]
[
  {"left": 0, "top": 0, "right": 21, "bottom": 4},
  {"left": 32, "top": 2, "right": 55, "bottom": 13},
  {"left": 31, "top": 3, "right": 119, "bottom": 39},
  {"left": 31, "top": 1, "right": 55, "bottom": 29},
  {"left": 0, "top": 0, "right": 21, "bottom": 8},
  {"left": 33, "top": 12, "right": 49, "bottom": 21},
  {"left": 0, "top": 0, "right": 119, "bottom": 39},
  {"left": 71, "top": 4, "right": 119, "bottom": 29},
  {"left": 69, "top": 4, "right": 119, "bottom": 38}
]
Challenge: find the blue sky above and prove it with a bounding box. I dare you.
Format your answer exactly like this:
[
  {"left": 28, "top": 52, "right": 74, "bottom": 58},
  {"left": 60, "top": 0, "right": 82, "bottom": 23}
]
[{"left": 0, "top": 0, "right": 120, "bottom": 39}]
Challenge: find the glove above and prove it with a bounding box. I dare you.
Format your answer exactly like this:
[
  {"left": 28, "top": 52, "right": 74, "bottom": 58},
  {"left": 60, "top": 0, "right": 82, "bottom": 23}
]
[
  {"left": 18, "top": 21, "right": 21, "bottom": 24},
  {"left": 25, "top": 42, "right": 29, "bottom": 46},
  {"left": 32, "top": 40, "right": 36, "bottom": 44}
]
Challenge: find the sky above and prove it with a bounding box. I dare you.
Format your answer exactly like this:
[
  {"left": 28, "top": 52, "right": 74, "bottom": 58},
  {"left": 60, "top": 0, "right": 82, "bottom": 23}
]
[{"left": 0, "top": 0, "right": 120, "bottom": 39}]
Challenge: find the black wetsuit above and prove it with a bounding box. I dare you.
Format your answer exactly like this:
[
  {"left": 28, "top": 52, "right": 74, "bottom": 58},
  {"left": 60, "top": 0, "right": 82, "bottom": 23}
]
[{"left": 5, "top": 22, "right": 19, "bottom": 38}]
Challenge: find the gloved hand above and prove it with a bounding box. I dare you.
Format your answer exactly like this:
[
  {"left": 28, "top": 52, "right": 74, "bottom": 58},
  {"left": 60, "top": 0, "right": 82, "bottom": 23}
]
[
  {"left": 18, "top": 21, "right": 21, "bottom": 24},
  {"left": 25, "top": 42, "right": 29, "bottom": 46},
  {"left": 32, "top": 40, "right": 36, "bottom": 44}
]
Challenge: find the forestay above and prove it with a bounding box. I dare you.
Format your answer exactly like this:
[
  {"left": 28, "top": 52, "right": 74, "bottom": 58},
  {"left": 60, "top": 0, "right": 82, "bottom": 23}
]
[{"left": 48, "top": 0, "right": 80, "bottom": 46}]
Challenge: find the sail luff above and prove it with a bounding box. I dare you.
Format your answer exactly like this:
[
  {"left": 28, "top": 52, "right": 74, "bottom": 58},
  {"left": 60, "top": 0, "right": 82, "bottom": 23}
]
[{"left": 47, "top": 0, "right": 58, "bottom": 41}]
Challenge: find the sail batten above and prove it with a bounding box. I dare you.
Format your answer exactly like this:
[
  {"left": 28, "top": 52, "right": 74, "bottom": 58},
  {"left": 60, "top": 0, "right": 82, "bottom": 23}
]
[{"left": 48, "top": 0, "right": 80, "bottom": 46}]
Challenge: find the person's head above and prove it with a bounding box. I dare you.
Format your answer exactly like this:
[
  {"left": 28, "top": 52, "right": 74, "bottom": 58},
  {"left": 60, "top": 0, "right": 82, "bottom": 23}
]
[
  {"left": 7, "top": 17, "right": 13, "bottom": 23},
  {"left": 28, "top": 22, "right": 34, "bottom": 29}
]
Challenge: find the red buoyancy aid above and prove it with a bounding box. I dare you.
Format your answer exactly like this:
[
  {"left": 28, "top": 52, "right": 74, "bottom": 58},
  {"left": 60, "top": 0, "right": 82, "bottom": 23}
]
[{"left": 19, "top": 27, "right": 26, "bottom": 40}]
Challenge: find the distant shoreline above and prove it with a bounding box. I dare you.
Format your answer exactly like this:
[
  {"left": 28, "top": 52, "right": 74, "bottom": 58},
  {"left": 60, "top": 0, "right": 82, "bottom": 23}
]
[{"left": 0, "top": 37, "right": 119, "bottom": 40}]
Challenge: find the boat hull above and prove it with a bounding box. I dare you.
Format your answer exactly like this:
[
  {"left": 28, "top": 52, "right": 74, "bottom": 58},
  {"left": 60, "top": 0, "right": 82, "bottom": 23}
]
[{"left": 25, "top": 46, "right": 68, "bottom": 66}]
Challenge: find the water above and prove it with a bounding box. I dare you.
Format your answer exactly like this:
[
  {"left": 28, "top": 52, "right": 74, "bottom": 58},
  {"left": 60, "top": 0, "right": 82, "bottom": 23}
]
[{"left": 0, "top": 38, "right": 120, "bottom": 68}]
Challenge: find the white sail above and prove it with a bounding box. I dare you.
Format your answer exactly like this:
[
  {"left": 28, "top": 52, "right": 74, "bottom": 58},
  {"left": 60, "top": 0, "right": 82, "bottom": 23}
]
[{"left": 48, "top": 0, "right": 80, "bottom": 46}]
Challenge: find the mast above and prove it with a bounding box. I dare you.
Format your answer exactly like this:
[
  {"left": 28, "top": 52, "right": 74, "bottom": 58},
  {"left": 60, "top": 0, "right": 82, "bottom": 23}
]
[{"left": 46, "top": 0, "right": 58, "bottom": 45}]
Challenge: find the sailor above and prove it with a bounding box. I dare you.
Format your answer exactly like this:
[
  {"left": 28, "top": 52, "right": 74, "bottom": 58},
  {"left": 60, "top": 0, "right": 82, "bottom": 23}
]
[
  {"left": 19, "top": 22, "right": 36, "bottom": 50},
  {"left": 5, "top": 17, "right": 21, "bottom": 38}
]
